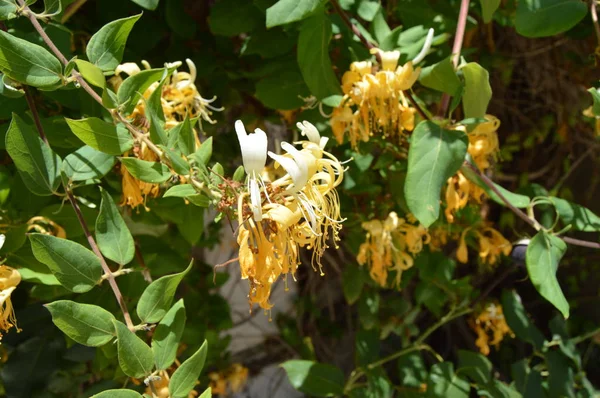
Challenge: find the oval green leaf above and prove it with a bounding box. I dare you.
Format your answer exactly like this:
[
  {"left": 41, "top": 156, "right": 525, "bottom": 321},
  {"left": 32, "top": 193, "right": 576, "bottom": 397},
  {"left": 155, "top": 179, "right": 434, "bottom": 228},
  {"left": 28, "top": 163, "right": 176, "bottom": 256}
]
[
  {"left": 152, "top": 299, "right": 186, "bottom": 370},
  {"left": 0, "top": 30, "right": 62, "bottom": 88},
  {"left": 461, "top": 62, "right": 491, "bottom": 119},
  {"left": 119, "top": 157, "right": 172, "bottom": 184},
  {"left": 46, "top": 300, "right": 116, "bottom": 347},
  {"left": 266, "top": 0, "right": 324, "bottom": 28},
  {"left": 91, "top": 390, "right": 143, "bottom": 398},
  {"left": 136, "top": 261, "right": 192, "bottom": 323},
  {"left": 169, "top": 340, "right": 207, "bottom": 398},
  {"left": 96, "top": 188, "right": 135, "bottom": 265},
  {"left": 526, "top": 231, "right": 569, "bottom": 319},
  {"left": 297, "top": 12, "right": 341, "bottom": 100},
  {"left": 74, "top": 59, "right": 106, "bottom": 88},
  {"left": 550, "top": 197, "right": 600, "bottom": 232},
  {"left": 404, "top": 121, "right": 468, "bottom": 227},
  {"left": 515, "top": 0, "right": 587, "bottom": 38},
  {"left": 66, "top": 117, "right": 133, "bottom": 156},
  {"left": 29, "top": 233, "right": 103, "bottom": 293},
  {"left": 63, "top": 145, "right": 116, "bottom": 181},
  {"left": 117, "top": 68, "right": 166, "bottom": 114},
  {"left": 86, "top": 14, "right": 142, "bottom": 72},
  {"left": 113, "top": 320, "right": 155, "bottom": 379},
  {"left": 281, "top": 360, "right": 344, "bottom": 397},
  {"left": 5, "top": 113, "right": 61, "bottom": 196}
]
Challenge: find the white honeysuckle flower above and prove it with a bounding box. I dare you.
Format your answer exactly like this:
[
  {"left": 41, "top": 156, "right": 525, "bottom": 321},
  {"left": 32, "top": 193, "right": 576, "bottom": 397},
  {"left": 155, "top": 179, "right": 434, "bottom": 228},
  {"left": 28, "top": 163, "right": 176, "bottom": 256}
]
[
  {"left": 297, "top": 121, "right": 328, "bottom": 149},
  {"left": 412, "top": 28, "right": 435, "bottom": 65},
  {"left": 115, "top": 62, "right": 141, "bottom": 76},
  {"left": 0, "top": 234, "right": 5, "bottom": 251},
  {"left": 268, "top": 142, "right": 310, "bottom": 193},
  {"left": 235, "top": 120, "right": 268, "bottom": 221}
]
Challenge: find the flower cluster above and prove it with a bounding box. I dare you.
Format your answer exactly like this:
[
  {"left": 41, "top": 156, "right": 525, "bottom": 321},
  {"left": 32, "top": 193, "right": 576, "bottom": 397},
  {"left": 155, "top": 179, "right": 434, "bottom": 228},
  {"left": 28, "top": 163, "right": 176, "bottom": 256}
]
[
  {"left": 0, "top": 264, "right": 21, "bottom": 339},
  {"left": 445, "top": 115, "right": 501, "bottom": 223},
  {"left": 113, "top": 59, "right": 222, "bottom": 209},
  {"left": 235, "top": 121, "right": 345, "bottom": 309},
  {"left": 468, "top": 301, "right": 514, "bottom": 356},
  {"left": 331, "top": 49, "right": 420, "bottom": 149},
  {"left": 457, "top": 224, "right": 512, "bottom": 265},
  {"left": 357, "top": 212, "right": 430, "bottom": 287}
]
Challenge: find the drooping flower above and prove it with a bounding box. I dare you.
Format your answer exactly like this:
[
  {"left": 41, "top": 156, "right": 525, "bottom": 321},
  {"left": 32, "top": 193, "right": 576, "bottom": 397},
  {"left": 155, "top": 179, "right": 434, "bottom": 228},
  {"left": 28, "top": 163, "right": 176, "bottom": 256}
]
[
  {"left": 234, "top": 121, "right": 345, "bottom": 309},
  {"left": 330, "top": 30, "right": 434, "bottom": 150},
  {"left": 468, "top": 301, "right": 514, "bottom": 356},
  {"left": 0, "top": 265, "right": 21, "bottom": 339},
  {"left": 235, "top": 120, "right": 268, "bottom": 222},
  {"left": 357, "top": 212, "right": 429, "bottom": 287},
  {"left": 26, "top": 216, "right": 66, "bottom": 238},
  {"left": 455, "top": 224, "right": 511, "bottom": 266}
]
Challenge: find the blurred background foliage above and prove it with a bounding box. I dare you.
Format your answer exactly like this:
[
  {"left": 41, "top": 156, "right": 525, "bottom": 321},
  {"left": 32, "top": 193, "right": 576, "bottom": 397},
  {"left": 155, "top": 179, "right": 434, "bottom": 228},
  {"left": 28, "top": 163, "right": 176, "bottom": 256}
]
[{"left": 0, "top": 0, "right": 600, "bottom": 397}]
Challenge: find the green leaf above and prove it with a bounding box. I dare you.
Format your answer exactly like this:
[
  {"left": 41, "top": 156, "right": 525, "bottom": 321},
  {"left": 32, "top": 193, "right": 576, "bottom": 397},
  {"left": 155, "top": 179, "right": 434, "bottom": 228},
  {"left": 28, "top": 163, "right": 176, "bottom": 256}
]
[
  {"left": 167, "top": 116, "right": 195, "bottom": 155},
  {"left": 297, "top": 12, "right": 341, "bottom": 100},
  {"left": 266, "top": 0, "right": 324, "bottom": 28},
  {"left": 163, "top": 184, "right": 197, "bottom": 198},
  {"left": 515, "top": 0, "right": 587, "bottom": 38},
  {"left": 117, "top": 68, "right": 167, "bottom": 114},
  {"left": 479, "top": 0, "right": 500, "bottom": 23},
  {"left": 74, "top": 59, "right": 105, "bottom": 88},
  {"left": 0, "top": 2, "right": 18, "bottom": 21},
  {"left": 45, "top": 300, "right": 116, "bottom": 347},
  {"left": 281, "top": 360, "right": 344, "bottom": 397},
  {"left": 41, "top": 0, "right": 61, "bottom": 16},
  {"left": 404, "top": 121, "right": 468, "bottom": 227},
  {"left": 63, "top": 145, "right": 116, "bottom": 181},
  {"left": 209, "top": 0, "right": 262, "bottom": 36},
  {"left": 427, "top": 362, "right": 470, "bottom": 398},
  {"left": 198, "top": 388, "right": 211, "bottom": 398},
  {"left": 501, "top": 290, "right": 545, "bottom": 350},
  {"left": 5, "top": 113, "right": 61, "bottom": 196},
  {"left": 29, "top": 233, "right": 103, "bottom": 293},
  {"left": 461, "top": 62, "right": 491, "bottom": 119},
  {"left": 342, "top": 265, "right": 365, "bottom": 305},
  {"left": 119, "top": 157, "right": 171, "bottom": 184},
  {"left": 189, "top": 137, "right": 212, "bottom": 166},
  {"left": 457, "top": 350, "right": 492, "bottom": 385},
  {"left": 357, "top": 0, "right": 380, "bottom": 21},
  {"left": 96, "top": 188, "right": 135, "bottom": 265},
  {"left": 65, "top": 117, "right": 133, "bottom": 156},
  {"left": 460, "top": 162, "right": 531, "bottom": 208},
  {"left": 130, "top": 0, "right": 159, "bottom": 10},
  {"left": 549, "top": 197, "right": 600, "bottom": 232},
  {"left": 159, "top": 145, "right": 190, "bottom": 176},
  {"left": 0, "top": 30, "right": 62, "bottom": 88},
  {"left": 419, "top": 57, "right": 462, "bottom": 95},
  {"left": 146, "top": 79, "right": 168, "bottom": 145},
  {"left": 255, "top": 68, "right": 310, "bottom": 110},
  {"left": 169, "top": 340, "right": 208, "bottom": 398},
  {"left": 86, "top": 14, "right": 141, "bottom": 71},
  {"left": 113, "top": 320, "right": 154, "bottom": 379},
  {"left": 526, "top": 231, "right": 569, "bottom": 318},
  {"left": 152, "top": 299, "right": 186, "bottom": 370},
  {"left": 91, "top": 390, "right": 143, "bottom": 398},
  {"left": 587, "top": 87, "right": 600, "bottom": 116},
  {"left": 137, "top": 261, "right": 192, "bottom": 323}
]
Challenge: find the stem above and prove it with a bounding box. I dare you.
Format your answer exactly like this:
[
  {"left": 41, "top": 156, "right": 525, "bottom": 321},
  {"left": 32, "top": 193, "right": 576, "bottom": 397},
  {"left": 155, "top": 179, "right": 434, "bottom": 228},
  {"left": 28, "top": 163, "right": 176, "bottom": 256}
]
[
  {"left": 23, "top": 86, "right": 48, "bottom": 145},
  {"left": 17, "top": 0, "right": 163, "bottom": 158},
  {"left": 591, "top": 0, "right": 600, "bottom": 47},
  {"left": 415, "top": 306, "right": 472, "bottom": 345},
  {"left": 405, "top": 91, "right": 430, "bottom": 121},
  {"left": 439, "top": 0, "right": 471, "bottom": 117},
  {"left": 570, "top": 326, "right": 600, "bottom": 344},
  {"left": 464, "top": 161, "right": 600, "bottom": 250},
  {"left": 330, "top": 0, "right": 377, "bottom": 51},
  {"left": 366, "top": 344, "right": 437, "bottom": 370},
  {"left": 66, "top": 190, "right": 134, "bottom": 330}
]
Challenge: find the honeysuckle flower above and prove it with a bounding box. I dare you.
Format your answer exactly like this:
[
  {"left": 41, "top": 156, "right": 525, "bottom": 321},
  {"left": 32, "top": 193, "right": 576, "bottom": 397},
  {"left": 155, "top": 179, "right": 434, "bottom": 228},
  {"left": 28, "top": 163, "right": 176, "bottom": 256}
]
[
  {"left": 357, "top": 212, "right": 429, "bottom": 287},
  {"left": 0, "top": 265, "right": 21, "bottom": 339},
  {"left": 235, "top": 120, "right": 268, "bottom": 222},
  {"left": 26, "top": 216, "right": 67, "bottom": 238},
  {"left": 120, "top": 145, "right": 161, "bottom": 210},
  {"left": 209, "top": 363, "right": 249, "bottom": 396},
  {"left": 469, "top": 302, "right": 514, "bottom": 356},
  {"left": 455, "top": 225, "right": 511, "bottom": 265}
]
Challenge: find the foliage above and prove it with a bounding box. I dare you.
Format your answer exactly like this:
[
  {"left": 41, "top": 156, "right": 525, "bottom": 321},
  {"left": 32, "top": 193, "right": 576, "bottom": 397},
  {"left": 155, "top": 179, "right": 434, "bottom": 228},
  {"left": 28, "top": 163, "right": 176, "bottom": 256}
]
[{"left": 0, "top": 0, "right": 598, "bottom": 397}]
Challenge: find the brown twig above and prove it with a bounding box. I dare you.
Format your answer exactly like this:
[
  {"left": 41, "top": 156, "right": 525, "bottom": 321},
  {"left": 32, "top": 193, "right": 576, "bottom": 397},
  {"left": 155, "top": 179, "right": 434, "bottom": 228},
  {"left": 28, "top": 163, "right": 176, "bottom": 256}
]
[
  {"left": 330, "top": 0, "right": 376, "bottom": 52},
  {"left": 464, "top": 161, "right": 600, "bottom": 250},
  {"left": 20, "top": 79, "right": 136, "bottom": 329},
  {"left": 591, "top": 0, "right": 600, "bottom": 47},
  {"left": 438, "top": 0, "right": 471, "bottom": 118},
  {"left": 404, "top": 90, "right": 430, "bottom": 121}
]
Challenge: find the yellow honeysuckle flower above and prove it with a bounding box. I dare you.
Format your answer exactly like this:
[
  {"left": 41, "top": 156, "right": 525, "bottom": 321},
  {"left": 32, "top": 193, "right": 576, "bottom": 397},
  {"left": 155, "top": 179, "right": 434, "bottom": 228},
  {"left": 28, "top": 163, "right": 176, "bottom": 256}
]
[
  {"left": 357, "top": 212, "right": 429, "bottom": 287},
  {"left": 455, "top": 225, "right": 511, "bottom": 266},
  {"left": 26, "top": 216, "right": 66, "bottom": 238},
  {"left": 234, "top": 121, "right": 345, "bottom": 309},
  {"left": 468, "top": 302, "right": 514, "bottom": 356},
  {"left": 209, "top": 363, "right": 249, "bottom": 396},
  {"left": 0, "top": 264, "right": 21, "bottom": 339}
]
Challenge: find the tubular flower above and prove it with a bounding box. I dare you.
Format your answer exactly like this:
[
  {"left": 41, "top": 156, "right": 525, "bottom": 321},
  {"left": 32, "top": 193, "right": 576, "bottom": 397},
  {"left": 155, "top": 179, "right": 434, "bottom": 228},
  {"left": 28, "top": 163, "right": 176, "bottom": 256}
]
[
  {"left": 0, "top": 265, "right": 21, "bottom": 339},
  {"left": 444, "top": 115, "right": 501, "bottom": 223},
  {"left": 209, "top": 364, "right": 249, "bottom": 396},
  {"left": 455, "top": 225, "right": 511, "bottom": 266},
  {"left": 357, "top": 212, "right": 429, "bottom": 287},
  {"left": 234, "top": 121, "right": 345, "bottom": 309},
  {"left": 331, "top": 50, "right": 420, "bottom": 149},
  {"left": 120, "top": 144, "right": 161, "bottom": 210},
  {"left": 468, "top": 302, "right": 514, "bottom": 356},
  {"left": 26, "top": 216, "right": 66, "bottom": 238}
]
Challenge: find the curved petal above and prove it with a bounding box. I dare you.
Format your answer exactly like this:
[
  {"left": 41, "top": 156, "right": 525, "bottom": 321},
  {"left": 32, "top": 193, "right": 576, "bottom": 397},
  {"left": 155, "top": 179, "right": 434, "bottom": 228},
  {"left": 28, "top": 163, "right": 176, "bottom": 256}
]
[
  {"left": 235, "top": 120, "right": 268, "bottom": 176},
  {"left": 296, "top": 121, "right": 321, "bottom": 144},
  {"left": 249, "top": 178, "right": 263, "bottom": 221}
]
